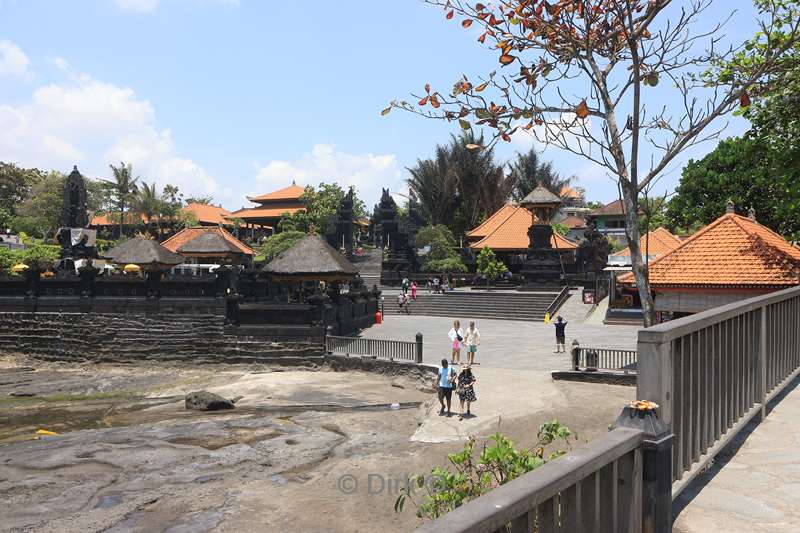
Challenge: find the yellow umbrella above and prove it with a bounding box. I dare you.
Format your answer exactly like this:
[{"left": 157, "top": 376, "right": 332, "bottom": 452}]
[
  {"left": 123, "top": 263, "right": 141, "bottom": 274},
  {"left": 11, "top": 263, "right": 29, "bottom": 274}
]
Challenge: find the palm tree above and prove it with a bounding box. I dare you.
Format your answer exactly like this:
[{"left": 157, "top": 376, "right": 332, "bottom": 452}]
[
  {"left": 109, "top": 162, "right": 139, "bottom": 239},
  {"left": 133, "top": 182, "right": 163, "bottom": 237},
  {"left": 407, "top": 143, "right": 458, "bottom": 226},
  {"left": 447, "top": 131, "right": 510, "bottom": 231},
  {"left": 408, "top": 131, "right": 510, "bottom": 237},
  {"left": 508, "top": 149, "right": 571, "bottom": 201}
]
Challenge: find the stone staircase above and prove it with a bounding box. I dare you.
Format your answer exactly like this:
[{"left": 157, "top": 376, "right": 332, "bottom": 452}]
[
  {"left": 356, "top": 248, "right": 383, "bottom": 288},
  {"left": 382, "top": 290, "right": 564, "bottom": 322}
]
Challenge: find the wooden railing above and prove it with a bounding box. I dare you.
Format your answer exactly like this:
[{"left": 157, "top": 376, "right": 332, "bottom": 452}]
[
  {"left": 415, "top": 427, "right": 646, "bottom": 533},
  {"left": 325, "top": 333, "right": 423, "bottom": 363},
  {"left": 638, "top": 285, "right": 800, "bottom": 497},
  {"left": 573, "top": 346, "right": 638, "bottom": 374}
]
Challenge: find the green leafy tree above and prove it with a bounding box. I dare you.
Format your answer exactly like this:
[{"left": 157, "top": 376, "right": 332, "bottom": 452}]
[
  {"left": 109, "top": 162, "right": 140, "bottom": 239},
  {"left": 0, "top": 162, "right": 42, "bottom": 222},
  {"left": 280, "top": 183, "right": 367, "bottom": 235},
  {"left": 256, "top": 230, "right": 306, "bottom": 262},
  {"left": 0, "top": 247, "right": 16, "bottom": 273},
  {"left": 160, "top": 184, "right": 183, "bottom": 221},
  {"left": 13, "top": 171, "right": 68, "bottom": 242},
  {"left": 476, "top": 247, "right": 508, "bottom": 286},
  {"left": 395, "top": 421, "right": 574, "bottom": 519},
  {"left": 666, "top": 137, "right": 800, "bottom": 239},
  {"left": 507, "top": 149, "right": 570, "bottom": 201},
  {"left": 551, "top": 222, "right": 569, "bottom": 236},
  {"left": 407, "top": 145, "right": 457, "bottom": 226},
  {"left": 415, "top": 224, "right": 467, "bottom": 272}
]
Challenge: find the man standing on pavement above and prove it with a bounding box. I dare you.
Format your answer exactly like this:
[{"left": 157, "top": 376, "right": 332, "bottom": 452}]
[
  {"left": 435, "top": 358, "right": 456, "bottom": 416},
  {"left": 553, "top": 315, "right": 568, "bottom": 353}
]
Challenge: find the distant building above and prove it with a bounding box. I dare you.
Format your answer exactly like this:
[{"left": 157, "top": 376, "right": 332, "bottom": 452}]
[
  {"left": 558, "top": 186, "right": 590, "bottom": 218},
  {"left": 556, "top": 214, "right": 588, "bottom": 243},
  {"left": 587, "top": 199, "right": 636, "bottom": 246},
  {"left": 617, "top": 209, "right": 800, "bottom": 319},
  {"left": 90, "top": 202, "right": 233, "bottom": 233},
  {"left": 228, "top": 182, "right": 305, "bottom": 232}
]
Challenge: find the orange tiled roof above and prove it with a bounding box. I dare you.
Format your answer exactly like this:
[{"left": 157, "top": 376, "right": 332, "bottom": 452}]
[
  {"left": 229, "top": 205, "right": 304, "bottom": 220},
  {"left": 161, "top": 226, "right": 255, "bottom": 256},
  {"left": 183, "top": 202, "right": 231, "bottom": 225},
  {"left": 90, "top": 212, "right": 146, "bottom": 226},
  {"left": 618, "top": 214, "right": 800, "bottom": 288},
  {"left": 616, "top": 227, "right": 682, "bottom": 258},
  {"left": 559, "top": 186, "right": 581, "bottom": 199},
  {"left": 560, "top": 215, "right": 587, "bottom": 229},
  {"left": 247, "top": 183, "right": 305, "bottom": 203},
  {"left": 468, "top": 204, "right": 578, "bottom": 251},
  {"left": 467, "top": 204, "right": 521, "bottom": 239}
]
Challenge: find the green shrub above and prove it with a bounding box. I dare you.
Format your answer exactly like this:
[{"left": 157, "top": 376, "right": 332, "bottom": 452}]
[{"left": 395, "top": 421, "right": 574, "bottom": 519}]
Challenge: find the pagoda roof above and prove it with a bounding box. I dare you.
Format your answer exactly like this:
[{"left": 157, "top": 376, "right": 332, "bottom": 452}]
[
  {"left": 618, "top": 214, "right": 800, "bottom": 288},
  {"left": 520, "top": 184, "right": 562, "bottom": 206},
  {"left": 247, "top": 183, "right": 305, "bottom": 203},
  {"left": 228, "top": 205, "right": 304, "bottom": 220},
  {"left": 467, "top": 204, "right": 578, "bottom": 251},
  {"left": 162, "top": 227, "right": 254, "bottom": 256}
]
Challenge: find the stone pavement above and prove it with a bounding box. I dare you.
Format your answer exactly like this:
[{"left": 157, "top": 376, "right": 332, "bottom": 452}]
[
  {"left": 360, "top": 310, "right": 639, "bottom": 443},
  {"left": 673, "top": 378, "right": 800, "bottom": 533},
  {"left": 362, "top": 314, "right": 639, "bottom": 370}
]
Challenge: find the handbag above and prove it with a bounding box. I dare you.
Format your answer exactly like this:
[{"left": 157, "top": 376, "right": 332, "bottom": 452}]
[{"left": 456, "top": 331, "right": 463, "bottom": 342}]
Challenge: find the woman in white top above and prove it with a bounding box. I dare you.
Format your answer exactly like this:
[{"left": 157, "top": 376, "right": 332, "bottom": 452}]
[
  {"left": 464, "top": 321, "right": 480, "bottom": 365},
  {"left": 448, "top": 320, "right": 464, "bottom": 364}
]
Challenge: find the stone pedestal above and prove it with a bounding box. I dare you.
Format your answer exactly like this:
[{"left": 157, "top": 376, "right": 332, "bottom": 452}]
[{"left": 519, "top": 223, "right": 562, "bottom": 289}]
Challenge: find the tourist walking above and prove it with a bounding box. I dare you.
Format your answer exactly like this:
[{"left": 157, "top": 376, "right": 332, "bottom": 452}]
[
  {"left": 456, "top": 365, "right": 477, "bottom": 421},
  {"left": 435, "top": 358, "right": 457, "bottom": 417},
  {"left": 464, "top": 321, "right": 480, "bottom": 365},
  {"left": 401, "top": 277, "right": 409, "bottom": 294},
  {"left": 448, "top": 320, "right": 464, "bottom": 364},
  {"left": 553, "top": 315, "right": 568, "bottom": 353},
  {"left": 410, "top": 281, "right": 418, "bottom": 301},
  {"left": 397, "top": 292, "right": 410, "bottom": 315}
]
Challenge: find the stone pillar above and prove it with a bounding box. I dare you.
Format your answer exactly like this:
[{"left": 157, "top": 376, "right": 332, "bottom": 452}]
[
  {"left": 415, "top": 332, "right": 423, "bottom": 364},
  {"left": 613, "top": 403, "right": 673, "bottom": 533}
]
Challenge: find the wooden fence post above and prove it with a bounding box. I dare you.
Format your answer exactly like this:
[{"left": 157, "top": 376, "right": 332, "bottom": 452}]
[
  {"left": 637, "top": 334, "right": 674, "bottom": 428},
  {"left": 757, "top": 305, "right": 767, "bottom": 419}
]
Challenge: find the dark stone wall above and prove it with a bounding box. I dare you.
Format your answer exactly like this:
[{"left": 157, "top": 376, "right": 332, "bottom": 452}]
[{"left": 0, "top": 311, "right": 325, "bottom": 364}]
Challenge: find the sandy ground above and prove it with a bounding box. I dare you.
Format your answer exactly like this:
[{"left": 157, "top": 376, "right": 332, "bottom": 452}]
[{"left": 0, "top": 354, "right": 633, "bottom": 532}]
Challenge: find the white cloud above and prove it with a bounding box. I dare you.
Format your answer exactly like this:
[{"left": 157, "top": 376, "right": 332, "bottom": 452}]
[
  {"left": 0, "top": 72, "right": 221, "bottom": 199},
  {"left": 255, "top": 144, "right": 403, "bottom": 207},
  {"left": 114, "top": 0, "right": 239, "bottom": 14},
  {"left": 0, "top": 40, "right": 32, "bottom": 79}
]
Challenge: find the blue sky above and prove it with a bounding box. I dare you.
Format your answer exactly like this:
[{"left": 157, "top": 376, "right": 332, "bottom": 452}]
[{"left": 0, "top": 0, "right": 760, "bottom": 210}]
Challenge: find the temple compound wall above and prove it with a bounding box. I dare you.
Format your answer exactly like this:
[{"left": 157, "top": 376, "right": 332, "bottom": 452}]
[{"left": 0, "top": 302, "right": 325, "bottom": 364}]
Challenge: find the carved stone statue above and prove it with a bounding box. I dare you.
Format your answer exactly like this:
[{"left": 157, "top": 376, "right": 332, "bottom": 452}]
[
  {"left": 61, "top": 166, "right": 89, "bottom": 228},
  {"left": 578, "top": 222, "right": 612, "bottom": 273}
]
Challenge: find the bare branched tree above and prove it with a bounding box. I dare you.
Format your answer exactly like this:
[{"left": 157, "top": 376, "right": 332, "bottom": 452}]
[{"left": 385, "top": 0, "right": 800, "bottom": 325}]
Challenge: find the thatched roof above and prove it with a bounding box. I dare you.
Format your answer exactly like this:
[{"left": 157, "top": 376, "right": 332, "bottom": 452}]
[
  {"left": 178, "top": 232, "right": 242, "bottom": 254},
  {"left": 262, "top": 234, "right": 357, "bottom": 279},
  {"left": 102, "top": 238, "right": 184, "bottom": 267},
  {"left": 520, "top": 184, "right": 562, "bottom": 206}
]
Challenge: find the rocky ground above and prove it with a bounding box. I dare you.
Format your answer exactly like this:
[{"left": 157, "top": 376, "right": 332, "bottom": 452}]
[{"left": 0, "top": 355, "right": 633, "bottom": 532}]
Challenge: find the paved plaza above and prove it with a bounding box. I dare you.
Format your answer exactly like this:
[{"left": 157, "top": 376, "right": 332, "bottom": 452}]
[{"left": 361, "top": 313, "right": 639, "bottom": 370}]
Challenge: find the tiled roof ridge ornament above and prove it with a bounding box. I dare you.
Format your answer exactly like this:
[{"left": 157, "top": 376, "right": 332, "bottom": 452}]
[
  {"left": 748, "top": 207, "right": 757, "bottom": 222},
  {"left": 726, "top": 199, "right": 735, "bottom": 214}
]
